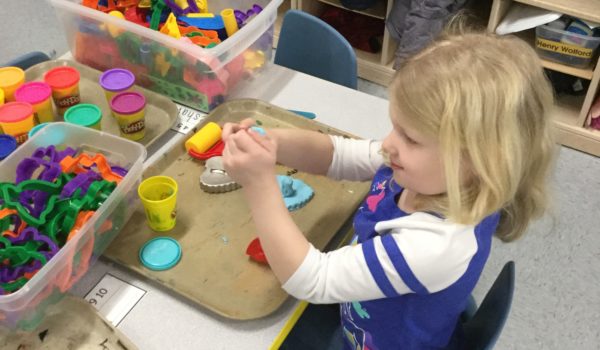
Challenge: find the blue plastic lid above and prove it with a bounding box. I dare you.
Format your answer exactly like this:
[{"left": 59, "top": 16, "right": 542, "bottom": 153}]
[
  {"left": 28, "top": 122, "right": 50, "bottom": 138},
  {"left": 0, "top": 134, "right": 17, "bottom": 160},
  {"left": 139, "top": 237, "right": 182, "bottom": 271}
]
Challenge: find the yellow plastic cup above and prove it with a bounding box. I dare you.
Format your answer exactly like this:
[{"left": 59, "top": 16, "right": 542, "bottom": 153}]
[
  {"left": 0, "top": 67, "right": 25, "bottom": 102},
  {"left": 138, "top": 176, "right": 178, "bottom": 231},
  {"left": 0, "top": 102, "right": 35, "bottom": 145},
  {"left": 0, "top": 88, "right": 4, "bottom": 106},
  {"left": 14, "top": 82, "right": 54, "bottom": 123},
  {"left": 110, "top": 91, "right": 146, "bottom": 141},
  {"left": 44, "top": 66, "right": 81, "bottom": 116}
]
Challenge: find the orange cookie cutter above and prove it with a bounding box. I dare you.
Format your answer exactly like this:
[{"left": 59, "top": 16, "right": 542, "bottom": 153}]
[{"left": 60, "top": 154, "right": 123, "bottom": 184}]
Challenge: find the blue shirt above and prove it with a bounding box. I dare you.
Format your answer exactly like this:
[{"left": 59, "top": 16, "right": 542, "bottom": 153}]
[{"left": 341, "top": 166, "right": 500, "bottom": 349}]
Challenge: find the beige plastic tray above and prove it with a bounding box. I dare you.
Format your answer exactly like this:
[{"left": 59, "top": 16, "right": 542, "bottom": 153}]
[
  {"left": 0, "top": 296, "right": 137, "bottom": 349},
  {"left": 103, "top": 99, "right": 371, "bottom": 320},
  {"left": 25, "top": 60, "right": 177, "bottom": 148}
]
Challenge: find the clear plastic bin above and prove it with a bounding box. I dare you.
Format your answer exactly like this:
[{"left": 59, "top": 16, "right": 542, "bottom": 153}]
[
  {"left": 49, "top": 0, "right": 282, "bottom": 112},
  {"left": 0, "top": 123, "right": 145, "bottom": 330},
  {"left": 535, "top": 24, "right": 600, "bottom": 68}
]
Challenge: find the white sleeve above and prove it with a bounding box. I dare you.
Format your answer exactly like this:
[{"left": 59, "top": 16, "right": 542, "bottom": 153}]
[
  {"left": 282, "top": 212, "right": 479, "bottom": 304},
  {"left": 326, "top": 135, "right": 384, "bottom": 181}
]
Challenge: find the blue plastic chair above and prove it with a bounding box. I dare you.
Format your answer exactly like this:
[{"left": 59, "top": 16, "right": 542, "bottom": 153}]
[
  {"left": 275, "top": 10, "right": 357, "bottom": 89},
  {"left": 2, "top": 51, "right": 51, "bottom": 70},
  {"left": 460, "top": 261, "right": 516, "bottom": 349}
]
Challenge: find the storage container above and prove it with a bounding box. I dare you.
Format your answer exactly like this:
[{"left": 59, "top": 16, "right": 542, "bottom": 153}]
[
  {"left": 0, "top": 122, "right": 145, "bottom": 330},
  {"left": 535, "top": 24, "right": 600, "bottom": 68},
  {"left": 49, "top": 0, "right": 282, "bottom": 112}
]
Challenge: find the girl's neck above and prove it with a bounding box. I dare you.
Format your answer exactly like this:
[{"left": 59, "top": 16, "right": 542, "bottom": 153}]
[{"left": 398, "top": 189, "right": 418, "bottom": 213}]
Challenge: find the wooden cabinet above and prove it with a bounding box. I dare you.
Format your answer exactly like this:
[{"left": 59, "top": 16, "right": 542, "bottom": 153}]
[
  {"left": 488, "top": 0, "right": 600, "bottom": 156},
  {"left": 274, "top": 0, "right": 397, "bottom": 86}
]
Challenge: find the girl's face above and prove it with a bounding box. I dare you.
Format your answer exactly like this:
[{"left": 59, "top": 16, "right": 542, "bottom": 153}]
[{"left": 381, "top": 107, "right": 447, "bottom": 196}]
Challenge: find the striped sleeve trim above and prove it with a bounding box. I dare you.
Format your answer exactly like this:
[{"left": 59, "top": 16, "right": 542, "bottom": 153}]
[
  {"left": 362, "top": 239, "right": 399, "bottom": 297},
  {"left": 380, "top": 234, "right": 428, "bottom": 294}
]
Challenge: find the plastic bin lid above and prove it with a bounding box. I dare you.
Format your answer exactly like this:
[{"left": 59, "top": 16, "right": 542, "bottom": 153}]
[
  {"left": 44, "top": 66, "right": 80, "bottom": 89},
  {"left": 0, "top": 102, "right": 34, "bottom": 123},
  {"left": 139, "top": 237, "right": 182, "bottom": 271},
  {"left": 0, "top": 67, "right": 25, "bottom": 89},
  {"left": 99, "top": 68, "right": 135, "bottom": 92},
  {"left": 14, "top": 82, "right": 52, "bottom": 104},
  {"left": 64, "top": 103, "right": 102, "bottom": 127},
  {"left": 110, "top": 92, "right": 146, "bottom": 114},
  {"left": 0, "top": 134, "right": 17, "bottom": 159}
]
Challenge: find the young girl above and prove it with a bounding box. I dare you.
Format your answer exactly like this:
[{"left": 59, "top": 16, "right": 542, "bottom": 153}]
[{"left": 221, "top": 29, "right": 555, "bottom": 349}]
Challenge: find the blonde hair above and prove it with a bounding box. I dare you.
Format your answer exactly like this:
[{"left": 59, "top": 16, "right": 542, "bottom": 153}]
[{"left": 389, "top": 28, "right": 556, "bottom": 242}]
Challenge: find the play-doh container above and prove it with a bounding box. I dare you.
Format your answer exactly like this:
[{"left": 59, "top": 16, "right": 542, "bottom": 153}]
[
  {"left": 110, "top": 91, "right": 146, "bottom": 141},
  {"left": 99, "top": 68, "right": 135, "bottom": 102},
  {"left": 0, "top": 134, "right": 17, "bottom": 160},
  {"left": 64, "top": 103, "right": 102, "bottom": 130},
  {"left": 0, "top": 67, "right": 26, "bottom": 102},
  {"left": 44, "top": 66, "right": 81, "bottom": 116},
  {"left": 0, "top": 102, "right": 36, "bottom": 145},
  {"left": 14, "top": 82, "right": 54, "bottom": 123},
  {"left": 28, "top": 122, "right": 51, "bottom": 139}
]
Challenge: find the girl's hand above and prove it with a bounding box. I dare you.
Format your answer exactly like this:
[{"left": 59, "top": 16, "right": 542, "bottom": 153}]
[
  {"left": 222, "top": 126, "right": 278, "bottom": 189},
  {"left": 221, "top": 118, "right": 256, "bottom": 142}
]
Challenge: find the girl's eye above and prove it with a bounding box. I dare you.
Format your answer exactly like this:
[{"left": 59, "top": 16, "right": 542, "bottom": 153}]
[{"left": 402, "top": 132, "right": 418, "bottom": 145}]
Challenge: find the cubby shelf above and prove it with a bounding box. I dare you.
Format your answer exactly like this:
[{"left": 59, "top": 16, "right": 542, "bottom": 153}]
[
  {"left": 274, "top": 0, "right": 396, "bottom": 86},
  {"left": 489, "top": 0, "right": 600, "bottom": 156}
]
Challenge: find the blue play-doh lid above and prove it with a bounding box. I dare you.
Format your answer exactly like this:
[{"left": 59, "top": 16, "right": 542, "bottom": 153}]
[
  {"left": 139, "top": 237, "right": 182, "bottom": 271},
  {"left": 0, "top": 134, "right": 17, "bottom": 160}
]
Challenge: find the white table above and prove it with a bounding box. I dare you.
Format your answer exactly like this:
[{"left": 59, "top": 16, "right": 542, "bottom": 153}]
[{"left": 69, "top": 60, "right": 391, "bottom": 350}]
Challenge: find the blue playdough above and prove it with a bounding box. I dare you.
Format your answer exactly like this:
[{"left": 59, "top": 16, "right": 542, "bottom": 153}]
[
  {"left": 277, "top": 175, "right": 314, "bottom": 211},
  {"left": 250, "top": 126, "right": 266, "bottom": 136}
]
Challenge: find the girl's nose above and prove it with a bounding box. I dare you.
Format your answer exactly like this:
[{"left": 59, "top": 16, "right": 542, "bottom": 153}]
[{"left": 382, "top": 131, "right": 395, "bottom": 154}]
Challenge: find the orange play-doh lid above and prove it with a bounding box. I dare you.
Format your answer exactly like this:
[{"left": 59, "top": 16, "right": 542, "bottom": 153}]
[{"left": 44, "top": 66, "right": 80, "bottom": 89}]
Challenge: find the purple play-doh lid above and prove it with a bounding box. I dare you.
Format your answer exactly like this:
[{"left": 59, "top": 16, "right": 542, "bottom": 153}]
[
  {"left": 99, "top": 68, "right": 135, "bottom": 92},
  {"left": 110, "top": 91, "right": 146, "bottom": 114}
]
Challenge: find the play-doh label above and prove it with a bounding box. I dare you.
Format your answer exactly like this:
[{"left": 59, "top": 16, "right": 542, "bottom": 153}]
[{"left": 121, "top": 120, "right": 145, "bottom": 134}]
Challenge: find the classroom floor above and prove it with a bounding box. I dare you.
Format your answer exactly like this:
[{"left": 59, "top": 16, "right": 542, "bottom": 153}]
[{"left": 2, "top": 1, "right": 599, "bottom": 349}]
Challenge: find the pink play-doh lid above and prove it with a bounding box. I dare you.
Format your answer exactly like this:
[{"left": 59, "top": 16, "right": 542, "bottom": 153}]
[
  {"left": 110, "top": 92, "right": 146, "bottom": 114},
  {"left": 0, "top": 102, "right": 34, "bottom": 123},
  {"left": 14, "top": 82, "right": 52, "bottom": 104}
]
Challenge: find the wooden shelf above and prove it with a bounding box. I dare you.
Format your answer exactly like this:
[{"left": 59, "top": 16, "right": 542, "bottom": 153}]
[
  {"left": 294, "top": 0, "right": 396, "bottom": 85},
  {"left": 489, "top": 0, "right": 600, "bottom": 156},
  {"left": 316, "top": 0, "right": 387, "bottom": 20},
  {"left": 356, "top": 49, "right": 395, "bottom": 85},
  {"left": 514, "top": 0, "right": 600, "bottom": 24},
  {"left": 541, "top": 58, "right": 595, "bottom": 80},
  {"left": 553, "top": 93, "right": 585, "bottom": 126},
  {"left": 273, "top": 0, "right": 292, "bottom": 47},
  {"left": 513, "top": 30, "right": 595, "bottom": 80}
]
